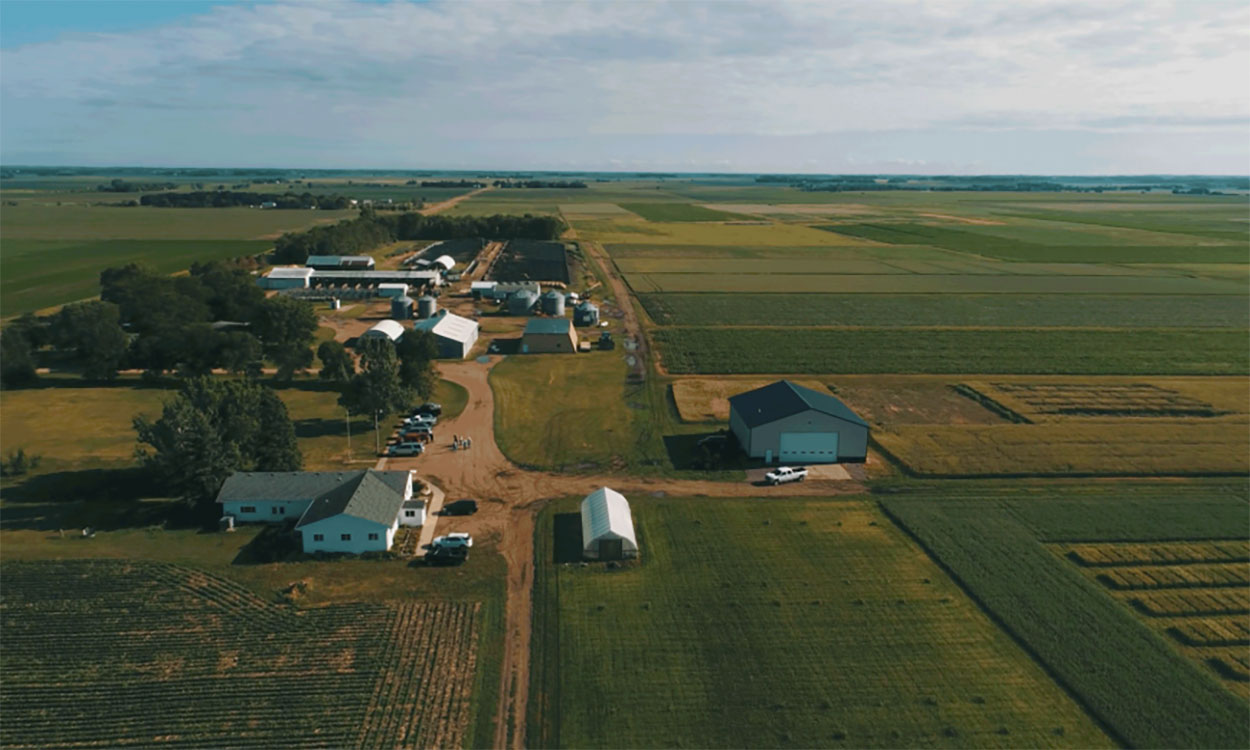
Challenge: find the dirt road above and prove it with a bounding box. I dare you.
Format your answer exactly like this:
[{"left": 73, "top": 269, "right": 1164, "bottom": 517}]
[
  {"left": 420, "top": 186, "right": 492, "bottom": 216},
  {"left": 582, "top": 241, "right": 650, "bottom": 380},
  {"left": 384, "top": 356, "right": 863, "bottom": 749}
]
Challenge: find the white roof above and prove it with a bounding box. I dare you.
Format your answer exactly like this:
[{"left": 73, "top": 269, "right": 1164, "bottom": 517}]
[
  {"left": 413, "top": 310, "right": 478, "bottom": 344},
  {"left": 471, "top": 281, "right": 498, "bottom": 290},
  {"left": 362, "top": 319, "right": 405, "bottom": 341},
  {"left": 267, "top": 267, "right": 315, "bottom": 279},
  {"left": 433, "top": 255, "right": 455, "bottom": 271},
  {"left": 580, "top": 487, "right": 637, "bottom": 548},
  {"left": 378, "top": 283, "right": 409, "bottom": 290}
]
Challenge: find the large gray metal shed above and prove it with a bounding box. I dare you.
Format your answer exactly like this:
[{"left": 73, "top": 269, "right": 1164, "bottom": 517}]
[{"left": 728, "top": 380, "right": 869, "bottom": 464}]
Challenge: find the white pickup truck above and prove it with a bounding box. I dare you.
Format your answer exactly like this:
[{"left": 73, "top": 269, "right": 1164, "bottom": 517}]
[{"left": 764, "top": 466, "right": 808, "bottom": 485}]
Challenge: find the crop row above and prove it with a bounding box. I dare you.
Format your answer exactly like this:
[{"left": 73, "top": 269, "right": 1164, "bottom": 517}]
[
  {"left": 1097, "top": 564, "right": 1250, "bottom": 590},
  {"left": 1131, "top": 589, "right": 1250, "bottom": 618},
  {"left": 1067, "top": 541, "right": 1250, "bottom": 567},
  {"left": 1168, "top": 618, "right": 1250, "bottom": 648},
  {"left": 880, "top": 498, "right": 1250, "bottom": 749}
]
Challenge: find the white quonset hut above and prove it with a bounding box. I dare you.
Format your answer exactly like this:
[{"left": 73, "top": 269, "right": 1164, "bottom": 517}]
[
  {"left": 361, "top": 319, "right": 405, "bottom": 342},
  {"left": 580, "top": 487, "right": 638, "bottom": 561},
  {"left": 258, "top": 267, "right": 314, "bottom": 289},
  {"left": 728, "top": 380, "right": 869, "bottom": 464},
  {"left": 412, "top": 309, "right": 479, "bottom": 359},
  {"left": 433, "top": 255, "right": 456, "bottom": 272}
]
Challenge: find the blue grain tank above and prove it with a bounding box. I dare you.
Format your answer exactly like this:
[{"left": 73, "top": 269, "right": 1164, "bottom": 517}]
[{"left": 574, "top": 300, "right": 600, "bottom": 327}]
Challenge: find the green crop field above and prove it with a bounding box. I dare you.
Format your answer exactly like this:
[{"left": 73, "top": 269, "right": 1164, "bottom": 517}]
[
  {"left": 818, "top": 222, "right": 1247, "bottom": 264},
  {"left": 616, "top": 202, "right": 755, "bottom": 222},
  {"left": 640, "top": 293, "right": 1250, "bottom": 328},
  {"left": 881, "top": 486, "right": 1250, "bottom": 749},
  {"left": 0, "top": 203, "right": 354, "bottom": 240},
  {"left": 625, "top": 271, "right": 1245, "bottom": 295},
  {"left": 653, "top": 328, "right": 1250, "bottom": 375},
  {"left": 529, "top": 497, "right": 1112, "bottom": 749},
  {"left": 0, "top": 558, "right": 497, "bottom": 750}
]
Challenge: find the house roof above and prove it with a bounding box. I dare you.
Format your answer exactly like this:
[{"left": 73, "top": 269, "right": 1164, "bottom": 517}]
[
  {"left": 413, "top": 310, "right": 478, "bottom": 343},
  {"left": 581, "top": 487, "right": 637, "bottom": 546},
  {"left": 296, "top": 470, "right": 409, "bottom": 528},
  {"left": 728, "top": 380, "right": 868, "bottom": 429},
  {"left": 524, "top": 318, "right": 572, "bottom": 335},
  {"left": 216, "top": 470, "right": 408, "bottom": 506}
]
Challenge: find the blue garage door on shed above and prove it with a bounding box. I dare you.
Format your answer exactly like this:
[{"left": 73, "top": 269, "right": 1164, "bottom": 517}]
[{"left": 779, "top": 432, "right": 838, "bottom": 463}]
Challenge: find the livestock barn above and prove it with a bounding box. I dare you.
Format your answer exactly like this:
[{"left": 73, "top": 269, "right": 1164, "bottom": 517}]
[
  {"left": 522, "top": 318, "right": 578, "bottom": 353},
  {"left": 580, "top": 487, "right": 638, "bottom": 560},
  {"left": 305, "top": 254, "right": 376, "bottom": 270},
  {"left": 412, "top": 309, "right": 479, "bottom": 359},
  {"left": 729, "top": 380, "right": 869, "bottom": 464},
  {"left": 257, "top": 267, "right": 313, "bottom": 289}
]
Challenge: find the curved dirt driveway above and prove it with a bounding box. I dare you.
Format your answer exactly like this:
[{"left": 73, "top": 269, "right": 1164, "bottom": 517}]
[{"left": 385, "top": 357, "right": 863, "bottom": 749}]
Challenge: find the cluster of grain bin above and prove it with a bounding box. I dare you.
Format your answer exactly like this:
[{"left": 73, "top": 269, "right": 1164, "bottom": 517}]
[
  {"left": 417, "top": 295, "right": 438, "bottom": 319},
  {"left": 541, "top": 290, "right": 565, "bottom": 316},
  {"left": 391, "top": 296, "right": 414, "bottom": 319},
  {"left": 508, "top": 289, "right": 539, "bottom": 315}
]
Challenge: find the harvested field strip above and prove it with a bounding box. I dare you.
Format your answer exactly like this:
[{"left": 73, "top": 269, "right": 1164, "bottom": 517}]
[
  {"left": 1066, "top": 541, "right": 1250, "bottom": 567},
  {"left": 625, "top": 271, "right": 1246, "bottom": 294},
  {"left": 653, "top": 327, "right": 1250, "bottom": 376},
  {"left": 1097, "top": 564, "right": 1250, "bottom": 590},
  {"left": 0, "top": 559, "right": 483, "bottom": 750},
  {"left": 1133, "top": 590, "right": 1250, "bottom": 618},
  {"left": 1168, "top": 619, "right": 1250, "bottom": 648},
  {"left": 882, "top": 497, "right": 1250, "bottom": 749}
]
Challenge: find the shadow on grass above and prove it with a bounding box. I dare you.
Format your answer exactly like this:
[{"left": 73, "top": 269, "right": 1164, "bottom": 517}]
[
  {"left": 0, "top": 467, "right": 203, "bottom": 531},
  {"left": 488, "top": 337, "right": 522, "bottom": 355},
  {"left": 552, "top": 512, "right": 584, "bottom": 564},
  {"left": 231, "top": 522, "right": 304, "bottom": 565},
  {"left": 662, "top": 431, "right": 751, "bottom": 472}
]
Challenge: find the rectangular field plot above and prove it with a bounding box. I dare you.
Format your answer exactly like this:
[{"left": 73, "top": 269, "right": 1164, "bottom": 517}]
[
  {"left": 529, "top": 499, "right": 1112, "bottom": 749},
  {"left": 626, "top": 271, "right": 1246, "bottom": 294},
  {"left": 1097, "top": 565, "right": 1250, "bottom": 590},
  {"left": 966, "top": 382, "right": 1229, "bottom": 418},
  {"left": 0, "top": 560, "right": 483, "bottom": 750},
  {"left": 486, "top": 239, "right": 570, "bottom": 283},
  {"left": 875, "top": 420, "right": 1250, "bottom": 476},
  {"left": 639, "top": 293, "right": 1250, "bottom": 328},
  {"left": 653, "top": 328, "right": 1250, "bottom": 376},
  {"left": 818, "top": 222, "right": 1248, "bottom": 263},
  {"left": 575, "top": 220, "right": 867, "bottom": 246},
  {"left": 1138, "top": 591, "right": 1250, "bottom": 619},
  {"left": 1065, "top": 541, "right": 1250, "bottom": 567},
  {"left": 617, "top": 202, "right": 757, "bottom": 222},
  {"left": 606, "top": 242, "right": 959, "bottom": 260}
]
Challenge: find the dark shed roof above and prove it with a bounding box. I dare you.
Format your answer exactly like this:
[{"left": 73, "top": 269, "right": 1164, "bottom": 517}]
[
  {"left": 728, "top": 380, "right": 868, "bottom": 429},
  {"left": 524, "top": 318, "right": 572, "bottom": 335},
  {"left": 215, "top": 470, "right": 409, "bottom": 527}
]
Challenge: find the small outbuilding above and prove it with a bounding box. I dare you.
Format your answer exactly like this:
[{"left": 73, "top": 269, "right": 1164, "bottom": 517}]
[
  {"left": 258, "top": 267, "right": 314, "bottom": 290},
  {"left": 728, "top": 380, "right": 869, "bottom": 464},
  {"left": 361, "top": 319, "right": 405, "bottom": 343},
  {"left": 399, "top": 499, "right": 426, "bottom": 527},
  {"left": 377, "top": 282, "right": 410, "bottom": 298},
  {"left": 580, "top": 487, "right": 638, "bottom": 560},
  {"left": 522, "top": 318, "right": 578, "bottom": 353},
  {"left": 433, "top": 255, "right": 456, "bottom": 272},
  {"left": 573, "top": 301, "right": 599, "bottom": 327},
  {"left": 412, "top": 309, "right": 479, "bottom": 359}
]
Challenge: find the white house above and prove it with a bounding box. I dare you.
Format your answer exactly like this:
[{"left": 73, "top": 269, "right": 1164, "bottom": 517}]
[
  {"left": 580, "top": 487, "right": 638, "bottom": 560},
  {"left": 215, "top": 470, "right": 414, "bottom": 555}
]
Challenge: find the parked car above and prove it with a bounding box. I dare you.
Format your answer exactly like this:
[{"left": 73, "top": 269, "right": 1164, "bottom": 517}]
[
  {"left": 764, "top": 466, "right": 808, "bottom": 485},
  {"left": 442, "top": 499, "right": 478, "bottom": 516},
  {"left": 399, "top": 428, "right": 434, "bottom": 443},
  {"left": 415, "top": 402, "right": 442, "bottom": 416},
  {"left": 387, "top": 442, "right": 424, "bottom": 457},
  {"left": 426, "top": 545, "right": 468, "bottom": 565},
  {"left": 432, "top": 532, "right": 473, "bottom": 549},
  {"left": 404, "top": 414, "right": 437, "bottom": 427}
]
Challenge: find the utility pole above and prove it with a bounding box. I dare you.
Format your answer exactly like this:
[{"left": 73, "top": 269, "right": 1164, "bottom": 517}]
[
  {"left": 374, "top": 410, "right": 380, "bottom": 456},
  {"left": 345, "top": 408, "right": 351, "bottom": 461}
]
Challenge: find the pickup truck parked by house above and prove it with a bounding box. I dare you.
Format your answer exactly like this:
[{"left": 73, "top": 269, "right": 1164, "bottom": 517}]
[{"left": 764, "top": 466, "right": 808, "bottom": 485}]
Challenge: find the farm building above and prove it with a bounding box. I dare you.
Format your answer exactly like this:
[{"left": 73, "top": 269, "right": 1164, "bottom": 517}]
[
  {"left": 522, "top": 318, "right": 578, "bottom": 353},
  {"left": 377, "top": 283, "right": 409, "bottom": 298},
  {"left": 507, "top": 289, "right": 540, "bottom": 315},
  {"left": 309, "top": 270, "right": 441, "bottom": 289},
  {"left": 400, "top": 499, "right": 426, "bottom": 527},
  {"left": 258, "top": 267, "right": 314, "bottom": 290},
  {"left": 573, "top": 301, "right": 599, "bottom": 327},
  {"left": 391, "top": 296, "right": 414, "bottom": 320},
  {"left": 215, "top": 470, "right": 414, "bottom": 554},
  {"left": 541, "top": 290, "right": 566, "bottom": 316},
  {"left": 417, "top": 295, "right": 438, "bottom": 319},
  {"left": 433, "top": 255, "right": 456, "bottom": 272},
  {"left": 306, "top": 255, "right": 376, "bottom": 270},
  {"left": 728, "top": 380, "right": 869, "bottom": 464},
  {"left": 361, "top": 319, "right": 406, "bottom": 343},
  {"left": 474, "top": 281, "right": 541, "bottom": 301},
  {"left": 412, "top": 309, "right": 479, "bottom": 359},
  {"left": 580, "top": 487, "right": 638, "bottom": 560}
]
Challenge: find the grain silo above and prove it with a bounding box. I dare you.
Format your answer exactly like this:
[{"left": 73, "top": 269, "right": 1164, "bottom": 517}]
[
  {"left": 574, "top": 301, "right": 600, "bottom": 327},
  {"left": 541, "top": 290, "right": 566, "bottom": 316},
  {"left": 508, "top": 289, "right": 538, "bottom": 315},
  {"left": 391, "top": 295, "right": 414, "bottom": 320},
  {"left": 417, "top": 295, "right": 438, "bottom": 319}
]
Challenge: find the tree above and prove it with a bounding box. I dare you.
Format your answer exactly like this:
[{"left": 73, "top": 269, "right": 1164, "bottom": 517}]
[
  {"left": 253, "top": 295, "right": 317, "bottom": 380},
  {"left": 0, "top": 328, "right": 37, "bottom": 388},
  {"left": 217, "top": 331, "right": 264, "bottom": 377},
  {"left": 317, "top": 340, "right": 355, "bottom": 384},
  {"left": 339, "top": 338, "right": 412, "bottom": 454},
  {"left": 135, "top": 377, "right": 302, "bottom": 515},
  {"left": 51, "top": 301, "right": 128, "bottom": 380},
  {"left": 395, "top": 329, "right": 438, "bottom": 399}
]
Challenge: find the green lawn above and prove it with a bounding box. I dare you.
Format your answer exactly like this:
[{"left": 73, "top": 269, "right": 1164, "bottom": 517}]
[{"left": 529, "top": 496, "right": 1112, "bottom": 749}]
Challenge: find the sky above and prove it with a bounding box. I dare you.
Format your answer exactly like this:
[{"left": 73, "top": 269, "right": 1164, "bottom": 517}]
[{"left": 1, "top": 0, "right": 1247, "bottom": 174}]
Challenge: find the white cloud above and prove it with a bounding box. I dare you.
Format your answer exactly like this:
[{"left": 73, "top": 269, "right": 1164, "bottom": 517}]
[{"left": 1, "top": 0, "right": 1246, "bottom": 170}]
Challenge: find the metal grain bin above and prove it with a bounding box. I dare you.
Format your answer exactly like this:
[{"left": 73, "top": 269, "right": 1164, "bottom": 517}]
[
  {"left": 508, "top": 289, "right": 538, "bottom": 315},
  {"left": 391, "top": 295, "right": 415, "bottom": 320},
  {"left": 574, "top": 301, "right": 600, "bottom": 327},
  {"left": 417, "top": 295, "right": 438, "bottom": 319},
  {"left": 541, "top": 290, "right": 566, "bottom": 316}
]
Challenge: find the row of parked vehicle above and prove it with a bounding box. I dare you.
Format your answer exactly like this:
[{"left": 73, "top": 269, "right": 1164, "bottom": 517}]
[{"left": 385, "top": 402, "right": 442, "bottom": 457}]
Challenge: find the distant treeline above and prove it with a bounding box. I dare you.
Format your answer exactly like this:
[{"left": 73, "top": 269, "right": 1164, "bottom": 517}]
[
  {"left": 97, "top": 179, "right": 177, "bottom": 193},
  {"left": 140, "top": 191, "right": 352, "bottom": 209},
  {"left": 272, "top": 211, "right": 566, "bottom": 265},
  {"left": 420, "top": 180, "right": 484, "bottom": 188},
  {"left": 755, "top": 174, "right": 1250, "bottom": 194},
  {"left": 493, "top": 180, "right": 587, "bottom": 189}
]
